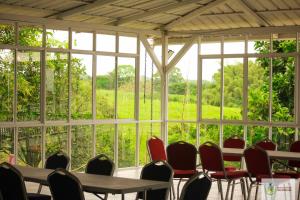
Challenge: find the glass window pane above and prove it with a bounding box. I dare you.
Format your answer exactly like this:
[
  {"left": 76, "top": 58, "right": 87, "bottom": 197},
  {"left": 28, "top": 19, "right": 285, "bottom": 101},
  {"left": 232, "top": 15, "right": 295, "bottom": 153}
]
[
  {"left": 18, "top": 127, "right": 42, "bottom": 167},
  {"left": 202, "top": 59, "right": 221, "bottom": 119},
  {"left": 46, "top": 29, "right": 68, "bottom": 49},
  {"left": 46, "top": 53, "right": 68, "bottom": 120},
  {"left": 117, "top": 57, "right": 135, "bottom": 119},
  {"left": 224, "top": 41, "right": 245, "bottom": 54},
  {"left": 71, "top": 125, "right": 92, "bottom": 172},
  {"left": 248, "top": 37, "right": 270, "bottom": 54},
  {"left": 17, "top": 51, "right": 41, "bottom": 121},
  {"left": 140, "top": 44, "right": 161, "bottom": 120},
  {"left": 0, "top": 49, "right": 14, "bottom": 121},
  {"left": 96, "top": 34, "right": 116, "bottom": 52},
  {"left": 272, "top": 34, "right": 296, "bottom": 53},
  {"left": 200, "top": 124, "right": 219, "bottom": 145},
  {"left": 248, "top": 57, "right": 269, "bottom": 121},
  {"left": 96, "top": 125, "right": 114, "bottom": 161},
  {"left": 139, "top": 123, "right": 161, "bottom": 166},
  {"left": 247, "top": 126, "right": 269, "bottom": 146},
  {"left": 0, "top": 128, "right": 14, "bottom": 163},
  {"left": 46, "top": 126, "right": 68, "bottom": 158},
  {"left": 19, "top": 26, "right": 43, "bottom": 47},
  {"left": 223, "top": 58, "right": 243, "bottom": 120},
  {"left": 119, "top": 36, "right": 137, "bottom": 54},
  {"left": 0, "top": 24, "right": 15, "bottom": 45},
  {"left": 200, "top": 42, "right": 221, "bottom": 55},
  {"left": 71, "top": 54, "right": 92, "bottom": 119},
  {"left": 96, "top": 56, "right": 115, "bottom": 119},
  {"left": 72, "top": 32, "right": 93, "bottom": 50},
  {"left": 272, "top": 57, "right": 295, "bottom": 122},
  {"left": 168, "top": 123, "right": 196, "bottom": 145},
  {"left": 272, "top": 127, "right": 295, "bottom": 151},
  {"left": 118, "top": 124, "right": 136, "bottom": 168},
  {"left": 223, "top": 125, "right": 243, "bottom": 141},
  {"left": 168, "top": 45, "right": 197, "bottom": 120}
]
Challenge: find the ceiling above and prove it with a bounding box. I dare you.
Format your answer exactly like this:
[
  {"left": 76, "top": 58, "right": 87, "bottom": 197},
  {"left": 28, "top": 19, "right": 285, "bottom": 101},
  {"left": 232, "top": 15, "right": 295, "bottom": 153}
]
[{"left": 1, "top": 0, "right": 300, "bottom": 37}]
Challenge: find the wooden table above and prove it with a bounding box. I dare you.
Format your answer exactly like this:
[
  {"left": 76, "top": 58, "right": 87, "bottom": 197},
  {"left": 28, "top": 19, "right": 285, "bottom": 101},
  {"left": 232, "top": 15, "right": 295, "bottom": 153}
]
[
  {"left": 222, "top": 148, "right": 300, "bottom": 161},
  {"left": 15, "top": 165, "right": 170, "bottom": 200}
]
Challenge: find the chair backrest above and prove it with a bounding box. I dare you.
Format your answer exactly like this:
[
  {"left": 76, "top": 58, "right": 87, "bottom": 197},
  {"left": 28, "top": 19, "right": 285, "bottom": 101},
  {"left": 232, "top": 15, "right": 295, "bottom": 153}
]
[
  {"left": 45, "top": 151, "right": 70, "bottom": 170},
  {"left": 48, "top": 168, "right": 85, "bottom": 200},
  {"left": 179, "top": 172, "right": 212, "bottom": 200},
  {"left": 137, "top": 160, "right": 173, "bottom": 200},
  {"left": 256, "top": 139, "right": 276, "bottom": 151},
  {"left": 198, "top": 142, "right": 224, "bottom": 172},
  {"left": 223, "top": 136, "right": 245, "bottom": 162},
  {"left": 244, "top": 146, "right": 272, "bottom": 177},
  {"left": 85, "top": 154, "right": 115, "bottom": 176},
  {"left": 288, "top": 141, "right": 300, "bottom": 168},
  {"left": 0, "top": 162, "right": 28, "bottom": 200},
  {"left": 167, "top": 141, "right": 197, "bottom": 170},
  {"left": 147, "top": 136, "right": 167, "bottom": 161}
]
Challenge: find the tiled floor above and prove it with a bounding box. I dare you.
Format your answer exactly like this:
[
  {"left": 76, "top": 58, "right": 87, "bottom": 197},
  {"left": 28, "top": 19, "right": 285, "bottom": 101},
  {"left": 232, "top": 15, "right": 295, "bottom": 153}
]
[{"left": 25, "top": 168, "right": 252, "bottom": 200}]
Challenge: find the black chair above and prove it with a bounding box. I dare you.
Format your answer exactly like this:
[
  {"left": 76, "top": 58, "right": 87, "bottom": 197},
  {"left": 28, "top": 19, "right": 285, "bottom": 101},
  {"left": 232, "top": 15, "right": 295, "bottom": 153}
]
[
  {"left": 179, "top": 172, "right": 212, "bottom": 200},
  {"left": 38, "top": 151, "right": 70, "bottom": 193},
  {"left": 47, "top": 168, "right": 85, "bottom": 200},
  {"left": 0, "top": 162, "right": 51, "bottom": 200},
  {"left": 85, "top": 154, "right": 115, "bottom": 200},
  {"left": 136, "top": 160, "right": 173, "bottom": 200}
]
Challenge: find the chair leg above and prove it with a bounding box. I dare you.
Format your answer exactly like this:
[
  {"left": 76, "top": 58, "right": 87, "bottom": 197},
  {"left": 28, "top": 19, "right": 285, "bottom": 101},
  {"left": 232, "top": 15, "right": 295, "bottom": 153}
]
[
  {"left": 225, "top": 180, "right": 232, "bottom": 200},
  {"left": 177, "top": 178, "right": 182, "bottom": 200},
  {"left": 230, "top": 180, "right": 235, "bottom": 200},
  {"left": 217, "top": 180, "right": 224, "bottom": 200},
  {"left": 254, "top": 183, "right": 259, "bottom": 200},
  {"left": 240, "top": 179, "right": 246, "bottom": 200},
  {"left": 247, "top": 182, "right": 254, "bottom": 200},
  {"left": 37, "top": 184, "right": 42, "bottom": 194},
  {"left": 171, "top": 180, "right": 176, "bottom": 199}
]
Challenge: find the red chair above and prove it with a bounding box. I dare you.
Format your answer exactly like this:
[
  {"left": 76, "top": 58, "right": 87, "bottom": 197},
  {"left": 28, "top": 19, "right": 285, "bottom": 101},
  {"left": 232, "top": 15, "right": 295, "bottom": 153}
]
[
  {"left": 275, "top": 140, "right": 300, "bottom": 178},
  {"left": 147, "top": 136, "right": 167, "bottom": 161},
  {"left": 199, "top": 142, "right": 247, "bottom": 200},
  {"left": 167, "top": 141, "right": 198, "bottom": 198},
  {"left": 223, "top": 136, "right": 245, "bottom": 171},
  {"left": 255, "top": 139, "right": 276, "bottom": 151},
  {"left": 244, "top": 146, "right": 290, "bottom": 200}
]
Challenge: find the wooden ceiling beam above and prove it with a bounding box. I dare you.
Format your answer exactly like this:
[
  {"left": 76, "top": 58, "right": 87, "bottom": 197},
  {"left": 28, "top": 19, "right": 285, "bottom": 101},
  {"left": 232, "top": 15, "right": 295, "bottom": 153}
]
[
  {"left": 110, "top": 0, "right": 203, "bottom": 26},
  {"left": 164, "top": 0, "right": 230, "bottom": 30},
  {"left": 53, "top": 0, "right": 118, "bottom": 19},
  {"left": 237, "top": 0, "right": 271, "bottom": 27}
]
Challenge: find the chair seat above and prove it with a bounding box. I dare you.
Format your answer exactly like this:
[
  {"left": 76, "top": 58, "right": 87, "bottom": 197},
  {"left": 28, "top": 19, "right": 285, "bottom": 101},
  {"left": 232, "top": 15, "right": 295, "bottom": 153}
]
[
  {"left": 211, "top": 170, "right": 248, "bottom": 179},
  {"left": 173, "top": 169, "right": 198, "bottom": 178},
  {"left": 256, "top": 174, "right": 291, "bottom": 182},
  {"left": 275, "top": 171, "right": 300, "bottom": 179},
  {"left": 27, "top": 193, "right": 51, "bottom": 200},
  {"left": 225, "top": 166, "right": 237, "bottom": 171}
]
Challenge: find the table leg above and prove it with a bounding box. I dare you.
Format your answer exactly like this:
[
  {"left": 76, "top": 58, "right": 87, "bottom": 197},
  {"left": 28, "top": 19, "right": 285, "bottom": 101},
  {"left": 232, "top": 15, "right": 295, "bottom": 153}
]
[
  {"left": 121, "top": 193, "right": 125, "bottom": 200},
  {"left": 144, "top": 190, "right": 147, "bottom": 200}
]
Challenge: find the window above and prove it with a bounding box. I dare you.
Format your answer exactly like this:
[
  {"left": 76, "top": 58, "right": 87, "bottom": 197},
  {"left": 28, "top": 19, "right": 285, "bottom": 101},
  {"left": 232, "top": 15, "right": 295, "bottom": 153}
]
[
  {"left": 0, "top": 49, "right": 14, "bottom": 121},
  {"left": 17, "top": 51, "right": 41, "bottom": 121},
  {"left": 97, "top": 34, "right": 116, "bottom": 52},
  {"left": 117, "top": 57, "right": 135, "bottom": 119},
  {"left": 0, "top": 128, "right": 14, "bottom": 163},
  {"left": 119, "top": 36, "right": 137, "bottom": 54},
  {"left": 72, "top": 31, "right": 93, "bottom": 50},
  {"left": 0, "top": 24, "right": 15, "bottom": 45},
  {"left": 96, "top": 56, "right": 115, "bottom": 119},
  {"left": 118, "top": 124, "right": 136, "bottom": 168},
  {"left": 202, "top": 59, "right": 221, "bottom": 119},
  {"left": 46, "top": 126, "right": 68, "bottom": 157},
  {"left": 46, "top": 29, "right": 68, "bottom": 49},
  {"left": 168, "top": 44, "right": 197, "bottom": 120},
  {"left": 46, "top": 52, "right": 69, "bottom": 120},
  {"left": 168, "top": 123, "right": 196, "bottom": 145},
  {"left": 96, "top": 124, "right": 115, "bottom": 160},
  {"left": 71, "top": 54, "right": 92, "bottom": 119},
  {"left": 139, "top": 44, "right": 161, "bottom": 120},
  {"left": 18, "top": 127, "right": 42, "bottom": 167},
  {"left": 19, "top": 26, "right": 43, "bottom": 47}
]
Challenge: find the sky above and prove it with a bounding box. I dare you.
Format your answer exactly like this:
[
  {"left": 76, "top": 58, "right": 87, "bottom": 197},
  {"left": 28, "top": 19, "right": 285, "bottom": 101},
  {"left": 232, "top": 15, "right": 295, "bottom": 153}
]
[{"left": 49, "top": 29, "right": 254, "bottom": 82}]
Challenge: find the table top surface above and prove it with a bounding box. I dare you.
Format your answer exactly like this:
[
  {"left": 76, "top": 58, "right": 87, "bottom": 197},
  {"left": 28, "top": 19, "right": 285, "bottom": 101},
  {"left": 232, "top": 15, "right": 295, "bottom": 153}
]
[
  {"left": 15, "top": 165, "right": 170, "bottom": 194},
  {"left": 222, "top": 147, "right": 300, "bottom": 161}
]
